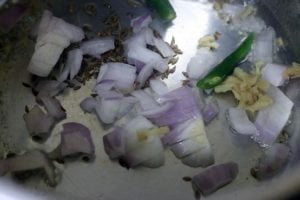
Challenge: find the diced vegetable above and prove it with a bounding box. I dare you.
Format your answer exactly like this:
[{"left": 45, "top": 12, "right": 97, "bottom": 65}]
[{"left": 146, "top": 0, "right": 176, "bottom": 21}]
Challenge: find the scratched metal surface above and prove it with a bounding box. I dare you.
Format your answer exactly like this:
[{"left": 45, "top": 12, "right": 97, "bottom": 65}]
[{"left": 0, "top": 0, "right": 299, "bottom": 199}]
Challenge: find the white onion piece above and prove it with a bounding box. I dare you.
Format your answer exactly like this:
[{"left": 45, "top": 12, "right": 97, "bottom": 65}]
[
  {"left": 222, "top": 3, "right": 244, "bottom": 17},
  {"left": 254, "top": 86, "right": 294, "bottom": 146},
  {"left": 60, "top": 122, "right": 95, "bottom": 161},
  {"left": 0, "top": 150, "right": 59, "bottom": 187},
  {"left": 80, "top": 37, "right": 115, "bottom": 58},
  {"left": 123, "top": 116, "right": 155, "bottom": 148},
  {"left": 251, "top": 27, "right": 275, "bottom": 64},
  {"left": 187, "top": 48, "right": 219, "bottom": 80},
  {"left": 191, "top": 162, "right": 239, "bottom": 196},
  {"left": 233, "top": 16, "right": 266, "bottom": 33},
  {"left": 28, "top": 43, "right": 64, "bottom": 77},
  {"left": 170, "top": 135, "right": 208, "bottom": 159},
  {"left": 37, "top": 32, "right": 70, "bottom": 48},
  {"left": 97, "top": 63, "right": 137, "bottom": 92},
  {"left": 121, "top": 134, "right": 164, "bottom": 168},
  {"left": 37, "top": 10, "right": 52, "bottom": 37},
  {"left": 261, "top": 63, "right": 286, "bottom": 87},
  {"left": 95, "top": 98, "right": 121, "bottom": 124},
  {"left": 227, "top": 107, "right": 258, "bottom": 136},
  {"left": 43, "top": 15, "right": 84, "bottom": 43},
  {"left": 131, "top": 90, "right": 159, "bottom": 110},
  {"left": 136, "top": 62, "right": 154, "bottom": 87},
  {"left": 103, "top": 127, "right": 126, "bottom": 159},
  {"left": 153, "top": 37, "right": 175, "bottom": 58},
  {"left": 117, "top": 97, "right": 137, "bottom": 119},
  {"left": 58, "top": 49, "right": 83, "bottom": 82},
  {"left": 251, "top": 143, "right": 290, "bottom": 180},
  {"left": 130, "top": 14, "right": 152, "bottom": 33},
  {"left": 181, "top": 146, "right": 214, "bottom": 168},
  {"left": 28, "top": 10, "right": 84, "bottom": 77},
  {"left": 149, "top": 78, "right": 169, "bottom": 95}
]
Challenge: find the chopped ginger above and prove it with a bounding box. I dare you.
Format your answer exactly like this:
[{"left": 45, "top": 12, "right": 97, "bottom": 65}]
[
  {"left": 215, "top": 66, "right": 273, "bottom": 113},
  {"left": 284, "top": 62, "right": 300, "bottom": 79},
  {"left": 197, "top": 34, "right": 219, "bottom": 50},
  {"left": 137, "top": 127, "right": 169, "bottom": 142}
]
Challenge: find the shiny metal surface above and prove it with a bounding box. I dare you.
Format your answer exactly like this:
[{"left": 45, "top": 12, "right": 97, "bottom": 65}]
[{"left": 0, "top": 0, "right": 299, "bottom": 199}]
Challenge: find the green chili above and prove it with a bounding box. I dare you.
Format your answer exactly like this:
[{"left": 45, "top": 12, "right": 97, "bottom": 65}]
[
  {"left": 197, "top": 32, "right": 256, "bottom": 89},
  {"left": 146, "top": 0, "right": 176, "bottom": 21}
]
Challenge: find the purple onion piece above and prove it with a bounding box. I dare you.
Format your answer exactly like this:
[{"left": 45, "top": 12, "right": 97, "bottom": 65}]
[
  {"left": 251, "top": 143, "right": 290, "bottom": 180},
  {"left": 80, "top": 97, "right": 97, "bottom": 113},
  {"left": 34, "top": 80, "right": 68, "bottom": 98},
  {"left": 0, "top": 150, "right": 59, "bottom": 187},
  {"left": 151, "top": 86, "right": 202, "bottom": 126},
  {"left": 37, "top": 95, "right": 66, "bottom": 121},
  {"left": 23, "top": 105, "right": 56, "bottom": 142},
  {"left": 130, "top": 14, "right": 152, "bottom": 33},
  {"left": 103, "top": 127, "right": 126, "bottom": 160},
  {"left": 191, "top": 162, "right": 239, "bottom": 196},
  {"left": 60, "top": 122, "right": 95, "bottom": 162},
  {"left": 0, "top": 3, "right": 29, "bottom": 32},
  {"left": 202, "top": 100, "right": 219, "bottom": 125}
]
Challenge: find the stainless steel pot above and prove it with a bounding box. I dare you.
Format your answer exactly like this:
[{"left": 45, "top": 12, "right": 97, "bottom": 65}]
[{"left": 0, "top": 0, "right": 299, "bottom": 199}]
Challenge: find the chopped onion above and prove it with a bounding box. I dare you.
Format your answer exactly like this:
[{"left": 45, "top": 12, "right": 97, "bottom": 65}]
[
  {"left": 0, "top": 150, "right": 59, "bottom": 187},
  {"left": 130, "top": 14, "right": 152, "bottom": 33},
  {"left": 80, "top": 37, "right": 115, "bottom": 58},
  {"left": 261, "top": 63, "right": 286, "bottom": 87},
  {"left": 136, "top": 61, "right": 154, "bottom": 87},
  {"left": 191, "top": 162, "right": 239, "bottom": 196},
  {"left": 149, "top": 78, "right": 169, "bottom": 96},
  {"left": 151, "top": 86, "right": 202, "bottom": 126},
  {"left": 170, "top": 135, "right": 208, "bottom": 159},
  {"left": 139, "top": 101, "right": 175, "bottom": 118},
  {"left": 58, "top": 49, "right": 83, "bottom": 82},
  {"left": 254, "top": 86, "right": 294, "bottom": 146},
  {"left": 59, "top": 122, "right": 95, "bottom": 161},
  {"left": 181, "top": 146, "right": 214, "bottom": 168},
  {"left": 251, "top": 27, "right": 275, "bottom": 64},
  {"left": 28, "top": 10, "right": 84, "bottom": 77},
  {"left": 117, "top": 97, "right": 138, "bottom": 119},
  {"left": 187, "top": 48, "right": 219, "bottom": 80},
  {"left": 95, "top": 98, "right": 121, "bottom": 124},
  {"left": 131, "top": 90, "right": 159, "bottom": 111},
  {"left": 34, "top": 80, "right": 67, "bottom": 98},
  {"left": 80, "top": 97, "right": 97, "bottom": 113},
  {"left": 227, "top": 107, "right": 258, "bottom": 136},
  {"left": 153, "top": 37, "right": 175, "bottom": 58},
  {"left": 121, "top": 134, "right": 164, "bottom": 168},
  {"left": 28, "top": 43, "right": 65, "bottom": 77},
  {"left": 97, "top": 63, "right": 137, "bottom": 93},
  {"left": 251, "top": 143, "right": 290, "bottom": 180},
  {"left": 202, "top": 98, "right": 219, "bottom": 124},
  {"left": 38, "top": 11, "right": 84, "bottom": 43},
  {"left": 163, "top": 118, "right": 203, "bottom": 146},
  {"left": 103, "top": 127, "right": 126, "bottom": 159},
  {"left": 23, "top": 105, "right": 55, "bottom": 142},
  {"left": 38, "top": 95, "right": 66, "bottom": 121}
]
